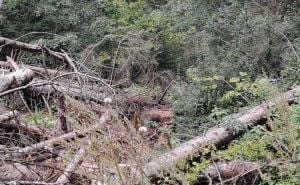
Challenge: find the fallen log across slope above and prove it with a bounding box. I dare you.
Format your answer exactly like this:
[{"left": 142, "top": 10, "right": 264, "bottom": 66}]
[{"left": 141, "top": 85, "right": 300, "bottom": 178}]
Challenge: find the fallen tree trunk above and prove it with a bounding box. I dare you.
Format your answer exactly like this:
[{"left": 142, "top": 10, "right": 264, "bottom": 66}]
[
  {"left": 28, "top": 78, "right": 153, "bottom": 106},
  {"left": 141, "top": 85, "right": 300, "bottom": 177},
  {"left": 0, "top": 68, "right": 34, "bottom": 92},
  {"left": 0, "top": 37, "right": 42, "bottom": 52},
  {"left": 0, "top": 61, "right": 132, "bottom": 87},
  {"left": 0, "top": 163, "right": 37, "bottom": 181},
  {"left": 0, "top": 110, "right": 18, "bottom": 122},
  {"left": 0, "top": 61, "right": 64, "bottom": 77},
  {"left": 198, "top": 160, "right": 261, "bottom": 185}
]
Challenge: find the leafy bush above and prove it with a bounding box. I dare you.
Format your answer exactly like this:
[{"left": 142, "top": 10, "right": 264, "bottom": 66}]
[{"left": 167, "top": 72, "right": 273, "bottom": 141}]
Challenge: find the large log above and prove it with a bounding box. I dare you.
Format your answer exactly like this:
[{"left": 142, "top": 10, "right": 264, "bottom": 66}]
[
  {"left": 0, "top": 61, "right": 64, "bottom": 77},
  {"left": 0, "top": 163, "right": 36, "bottom": 181},
  {"left": 0, "top": 68, "right": 34, "bottom": 92},
  {"left": 0, "top": 110, "right": 18, "bottom": 122},
  {"left": 198, "top": 160, "right": 260, "bottom": 185},
  {"left": 55, "top": 147, "right": 86, "bottom": 184},
  {"left": 28, "top": 78, "right": 153, "bottom": 106},
  {"left": 140, "top": 85, "right": 300, "bottom": 177},
  {"left": 0, "top": 37, "right": 42, "bottom": 52}
]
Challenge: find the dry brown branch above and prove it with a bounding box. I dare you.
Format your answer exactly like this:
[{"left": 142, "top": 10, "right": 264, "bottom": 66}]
[
  {"left": 212, "top": 161, "right": 224, "bottom": 185},
  {"left": 140, "top": 85, "right": 300, "bottom": 177},
  {"left": 0, "top": 72, "right": 79, "bottom": 97},
  {"left": 60, "top": 49, "right": 79, "bottom": 73},
  {"left": 0, "top": 61, "right": 131, "bottom": 87}
]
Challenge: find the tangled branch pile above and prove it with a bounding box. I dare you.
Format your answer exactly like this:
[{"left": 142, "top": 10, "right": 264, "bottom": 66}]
[{"left": 0, "top": 36, "right": 299, "bottom": 185}]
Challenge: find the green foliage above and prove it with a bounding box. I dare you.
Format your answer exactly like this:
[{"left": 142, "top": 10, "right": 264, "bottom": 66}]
[
  {"left": 185, "top": 160, "right": 210, "bottom": 184},
  {"left": 168, "top": 72, "right": 273, "bottom": 140},
  {"left": 103, "top": 0, "right": 145, "bottom": 27},
  {"left": 23, "top": 112, "right": 56, "bottom": 127},
  {"left": 123, "top": 83, "right": 161, "bottom": 98},
  {"left": 217, "top": 128, "right": 275, "bottom": 161},
  {"left": 1, "top": 0, "right": 300, "bottom": 184}
]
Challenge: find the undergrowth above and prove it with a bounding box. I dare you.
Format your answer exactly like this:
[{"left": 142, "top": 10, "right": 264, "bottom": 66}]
[{"left": 162, "top": 81, "right": 300, "bottom": 184}]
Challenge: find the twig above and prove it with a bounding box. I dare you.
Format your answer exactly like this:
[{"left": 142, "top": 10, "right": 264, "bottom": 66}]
[
  {"left": 157, "top": 81, "right": 173, "bottom": 104},
  {"left": 276, "top": 30, "right": 300, "bottom": 63},
  {"left": 55, "top": 147, "right": 86, "bottom": 184},
  {"left": 42, "top": 95, "right": 52, "bottom": 116},
  {"left": 212, "top": 161, "right": 224, "bottom": 185}
]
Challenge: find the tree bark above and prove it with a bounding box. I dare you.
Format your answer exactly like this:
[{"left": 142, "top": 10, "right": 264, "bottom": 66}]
[
  {"left": 198, "top": 160, "right": 260, "bottom": 185},
  {"left": 0, "top": 110, "right": 18, "bottom": 122},
  {"left": 0, "top": 68, "right": 34, "bottom": 92},
  {"left": 55, "top": 147, "right": 86, "bottom": 184},
  {"left": 0, "top": 37, "right": 43, "bottom": 52},
  {"left": 0, "top": 61, "right": 64, "bottom": 77}
]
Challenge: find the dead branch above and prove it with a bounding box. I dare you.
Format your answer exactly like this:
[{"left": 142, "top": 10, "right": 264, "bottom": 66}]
[
  {"left": 55, "top": 147, "right": 85, "bottom": 184},
  {"left": 140, "top": 85, "right": 300, "bottom": 177},
  {"left": 7, "top": 56, "right": 20, "bottom": 70},
  {"left": 0, "top": 163, "right": 37, "bottom": 181},
  {"left": 0, "top": 61, "right": 131, "bottom": 87},
  {"left": 28, "top": 78, "right": 152, "bottom": 106},
  {"left": 12, "top": 111, "right": 110, "bottom": 157},
  {"left": 0, "top": 121, "right": 46, "bottom": 146},
  {"left": 4, "top": 181, "right": 61, "bottom": 185}
]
